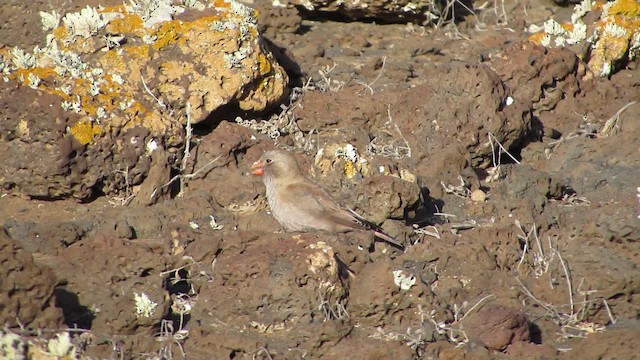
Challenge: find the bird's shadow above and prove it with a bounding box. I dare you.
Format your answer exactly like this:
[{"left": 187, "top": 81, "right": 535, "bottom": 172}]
[{"left": 406, "top": 186, "right": 446, "bottom": 228}]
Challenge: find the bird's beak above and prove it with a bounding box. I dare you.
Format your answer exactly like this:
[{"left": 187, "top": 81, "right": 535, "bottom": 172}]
[{"left": 251, "top": 160, "right": 264, "bottom": 176}]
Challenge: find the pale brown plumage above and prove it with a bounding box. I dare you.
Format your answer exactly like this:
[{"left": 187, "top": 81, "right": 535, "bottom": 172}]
[{"left": 251, "top": 150, "right": 404, "bottom": 250}]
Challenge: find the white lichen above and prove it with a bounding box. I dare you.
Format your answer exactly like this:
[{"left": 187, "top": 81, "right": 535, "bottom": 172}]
[
  {"left": 600, "top": 61, "right": 612, "bottom": 77},
  {"left": 59, "top": 84, "right": 73, "bottom": 95},
  {"left": 209, "top": 215, "right": 223, "bottom": 230},
  {"left": 603, "top": 22, "right": 627, "bottom": 38},
  {"left": 181, "top": 0, "right": 207, "bottom": 10},
  {"left": 42, "top": 42, "right": 89, "bottom": 78},
  {"left": 45, "top": 332, "right": 76, "bottom": 358},
  {"left": 11, "top": 48, "right": 36, "bottom": 69},
  {"left": 229, "top": 0, "right": 254, "bottom": 18},
  {"left": 0, "top": 58, "right": 11, "bottom": 81},
  {"left": 224, "top": 47, "right": 250, "bottom": 68},
  {"left": 39, "top": 10, "right": 61, "bottom": 31},
  {"left": 89, "top": 82, "right": 101, "bottom": 96},
  {"left": 96, "top": 107, "right": 107, "bottom": 119},
  {"left": 90, "top": 67, "right": 104, "bottom": 77},
  {"left": 571, "top": 0, "right": 594, "bottom": 24},
  {"left": 630, "top": 32, "right": 640, "bottom": 59},
  {"left": 527, "top": 24, "right": 543, "bottom": 33},
  {"left": 105, "top": 34, "right": 126, "bottom": 49},
  {"left": 61, "top": 101, "right": 73, "bottom": 111},
  {"left": 601, "top": 0, "right": 616, "bottom": 17},
  {"left": 119, "top": 98, "right": 135, "bottom": 111},
  {"left": 554, "top": 35, "right": 567, "bottom": 47},
  {"left": 27, "top": 73, "right": 41, "bottom": 89},
  {"left": 335, "top": 144, "right": 359, "bottom": 162},
  {"left": 111, "top": 73, "right": 125, "bottom": 85},
  {"left": 567, "top": 21, "right": 588, "bottom": 44},
  {"left": 134, "top": 292, "right": 158, "bottom": 318},
  {"left": 234, "top": 116, "right": 282, "bottom": 139},
  {"left": 0, "top": 331, "right": 26, "bottom": 360},
  {"left": 71, "top": 98, "right": 82, "bottom": 113},
  {"left": 62, "top": 6, "right": 119, "bottom": 39},
  {"left": 543, "top": 19, "right": 566, "bottom": 37},
  {"left": 125, "top": 0, "right": 182, "bottom": 27},
  {"left": 210, "top": 20, "right": 231, "bottom": 32},
  {"left": 146, "top": 138, "right": 158, "bottom": 153},
  {"left": 142, "top": 33, "right": 158, "bottom": 44},
  {"left": 392, "top": 270, "right": 416, "bottom": 290}
]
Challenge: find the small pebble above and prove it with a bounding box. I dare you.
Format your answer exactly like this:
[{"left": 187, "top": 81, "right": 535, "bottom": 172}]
[{"left": 471, "top": 189, "right": 487, "bottom": 202}]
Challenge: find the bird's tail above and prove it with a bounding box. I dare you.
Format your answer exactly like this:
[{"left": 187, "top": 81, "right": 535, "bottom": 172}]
[
  {"left": 348, "top": 209, "right": 405, "bottom": 250},
  {"left": 373, "top": 230, "right": 405, "bottom": 251}
]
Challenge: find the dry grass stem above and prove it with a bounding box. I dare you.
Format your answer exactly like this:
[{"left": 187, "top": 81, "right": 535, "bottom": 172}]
[
  {"left": 488, "top": 132, "right": 520, "bottom": 166},
  {"left": 600, "top": 101, "right": 637, "bottom": 137}
]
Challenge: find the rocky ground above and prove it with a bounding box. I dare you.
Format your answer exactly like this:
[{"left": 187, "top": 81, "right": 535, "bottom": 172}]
[{"left": 1, "top": 0, "right": 639, "bottom": 359}]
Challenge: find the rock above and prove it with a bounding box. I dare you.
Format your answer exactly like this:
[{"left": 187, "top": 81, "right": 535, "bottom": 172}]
[
  {"left": 198, "top": 233, "right": 350, "bottom": 327},
  {"left": 461, "top": 303, "right": 531, "bottom": 351},
  {"left": 52, "top": 234, "right": 172, "bottom": 334},
  {"left": 560, "top": 328, "right": 640, "bottom": 360},
  {"left": 490, "top": 41, "right": 584, "bottom": 114},
  {"left": 352, "top": 175, "right": 421, "bottom": 223},
  {"left": 527, "top": 0, "right": 640, "bottom": 78},
  {"left": 280, "top": 0, "right": 473, "bottom": 23},
  {"left": 561, "top": 246, "right": 640, "bottom": 322},
  {"left": 187, "top": 121, "right": 262, "bottom": 209},
  {"left": 0, "top": 228, "right": 63, "bottom": 329},
  {"left": 419, "top": 63, "right": 533, "bottom": 168},
  {"left": 349, "top": 258, "right": 429, "bottom": 327},
  {"left": 0, "top": 0, "right": 288, "bottom": 200},
  {"left": 502, "top": 164, "right": 564, "bottom": 200},
  {"left": 507, "top": 341, "right": 559, "bottom": 359},
  {"left": 184, "top": 232, "right": 356, "bottom": 356}
]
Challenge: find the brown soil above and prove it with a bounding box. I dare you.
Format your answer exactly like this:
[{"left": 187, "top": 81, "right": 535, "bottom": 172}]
[{"left": 1, "top": 0, "right": 639, "bottom": 359}]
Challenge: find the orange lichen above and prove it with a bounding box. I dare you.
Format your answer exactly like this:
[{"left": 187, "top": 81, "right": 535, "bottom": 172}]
[
  {"left": 125, "top": 45, "right": 150, "bottom": 59},
  {"left": 560, "top": 23, "right": 574, "bottom": 32},
  {"left": 257, "top": 53, "right": 272, "bottom": 75},
  {"left": 189, "top": 16, "right": 223, "bottom": 31},
  {"left": 14, "top": 67, "right": 58, "bottom": 86},
  {"left": 528, "top": 32, "right": 546, "bottom": 45},
  {"left": 98, "top": 50, "right": 126, "bottom": 70},
  {"left": 213, "top": 0, "right": 231, "bottom": 9},
  {"left": 96, "top": 94, "right": 118, "bottom": 112},
  {"left": 153, "top": 21, "right": 181, "bottom": 50},
  {"left": 98, "top": 4, "right": 126, "bottom": 13},
  {"left": 49, "top": 88, "right": 73, "bottom": 101},
  {"left": 71, "top": 121, "right": 102, "bottom": 145},
  {"left": 106, "top": 13, "right": 145, "bottom": 35},
  {"left": 124, "top": 101, "right": 147, "bottom": 118},
  {"left": 52, "top": 26, "right": 68, "bottom": 40},
  {"left": 608, "top": 0, "right": 640, "bottom": 17}
]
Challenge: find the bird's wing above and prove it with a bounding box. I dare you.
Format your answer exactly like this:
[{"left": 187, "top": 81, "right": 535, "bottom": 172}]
[
  {"left": 284, "top": 180, "right": 357, "bottom": 226},
  {"left": 285, "top": 180, "right": 404, "bottom": 250}
]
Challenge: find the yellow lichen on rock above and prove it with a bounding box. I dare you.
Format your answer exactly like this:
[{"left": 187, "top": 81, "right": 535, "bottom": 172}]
[
  {"left": 70, "top": 121, "right": 102, "bottom": 145},
  {"left": 152, "top": 21, "right": 182, "bottom": 50},
  {"left": 528, "top": 0, "right": 640, "bottom": 77},
  {"left": 1, "top": 0, "right": 288, "bottom": 132},
  {"left": 0, "top": 0, "right": 289, "bottom": 200},
  {"left": 608, "top": 0, "right": 640, "bottom": 16},
  {"left": 313, "top": 144, "right": 370, "bottom": 180}
]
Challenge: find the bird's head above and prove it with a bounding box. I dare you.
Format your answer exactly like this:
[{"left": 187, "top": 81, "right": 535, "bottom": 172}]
[{"left": 251, "top": 150, "right": 303, "bottom": 180}]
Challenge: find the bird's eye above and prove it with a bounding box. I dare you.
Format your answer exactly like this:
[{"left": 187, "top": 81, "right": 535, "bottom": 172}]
[{"left": 265, "top": 158, "right": 272, "bottom": 163}]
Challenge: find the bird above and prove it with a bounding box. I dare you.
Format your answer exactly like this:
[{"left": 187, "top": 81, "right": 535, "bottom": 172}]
[{"left": 251, "top": 150, "right": 404, "bottom": 250}]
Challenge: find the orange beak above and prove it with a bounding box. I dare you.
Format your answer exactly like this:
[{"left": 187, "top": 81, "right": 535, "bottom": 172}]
[{"left": 251, "top": 160, "right": 264, "bottom": 176}]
